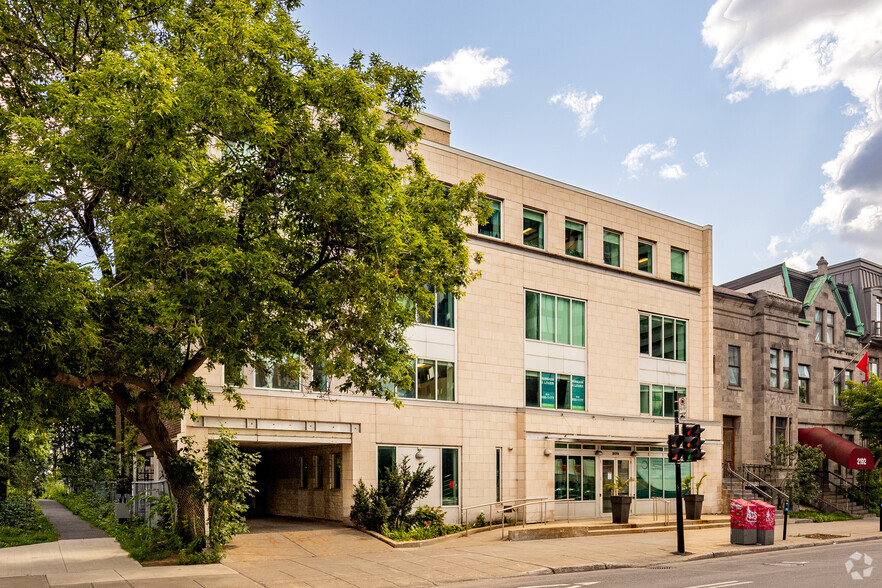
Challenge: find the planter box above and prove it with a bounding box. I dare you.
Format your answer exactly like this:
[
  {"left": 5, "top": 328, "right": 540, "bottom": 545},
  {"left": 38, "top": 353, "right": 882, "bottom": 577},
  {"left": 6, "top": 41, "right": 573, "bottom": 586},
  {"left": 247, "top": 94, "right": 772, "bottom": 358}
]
[
  {"left": 610, "top": 496, "right": 633, "bottom": 524},
  {"left": 684, "top": 494, "right": 704, "bottom": 520}
]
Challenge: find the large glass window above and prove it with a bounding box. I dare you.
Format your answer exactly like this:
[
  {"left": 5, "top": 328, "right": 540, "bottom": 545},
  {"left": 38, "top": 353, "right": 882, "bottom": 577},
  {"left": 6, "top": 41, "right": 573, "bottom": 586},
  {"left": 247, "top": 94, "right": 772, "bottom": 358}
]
[
  {"left": 834, "top": 368, "right": 842, "bottom": 407},
  {"left": 728, "top": 345, "right": 741, "bottom": 386},
  {"left": 770, "top": 349, "right": 779, "bottom": 388},
  {"left": 554, "top": 455, "right": 596, "bottom": 501},
  {"left": 640, "top": 384, "right": 685, "bottom": 417},
  {"left": 638, "top": 240, "right": 654, "bottom": 273},
  {"left": 441, "top": 448, "right": 459, "bottom": 506},
  {"left": 526, "top": 371, "right": 585, "bottom": 411},
  {"left": 815, "top": 309, "right": 823, "bottom": 342},
  {"left": 637, "top": 457, "right": 690, "bottom": 499},
  {"left": 565, "top": 220, "right": 585, "bottom": 258},
  {"left": 639, "top": 313, "right": 686, "bottom": 361},
  {"left": 523, "top": 209, "right": 545, "bottom": 249},
  {"left": 603, "top": 230, "right": 621, "bottom": 267},
  {"left": 417, "top": 288, "right": 454, "bottom": 328},
  {"left": 798, "top": 364, "right": 810, "bottom": 403},
  {"left": 671, "top": 248, "right": 686, "bottom": 282},
  {"left": 782, "top": 350, "right": 792, "bottom": 389},
  {"left": 410, "top": 359, "right": 455, "bottom": 402},
  {"left": 478, "top": 198, "right": 502, "bottom": 239},
  {"left": 826, "top": 311, "right": 834, "bottom": 344},
  {"left": 255, "top": 360, "right": 301, "bottom": 390},
  {"left": 525, "top": 291, "right": 585, "bottom": 346},
  {"left": 378, "top": 446, "right": 396, "bottom": 486}
]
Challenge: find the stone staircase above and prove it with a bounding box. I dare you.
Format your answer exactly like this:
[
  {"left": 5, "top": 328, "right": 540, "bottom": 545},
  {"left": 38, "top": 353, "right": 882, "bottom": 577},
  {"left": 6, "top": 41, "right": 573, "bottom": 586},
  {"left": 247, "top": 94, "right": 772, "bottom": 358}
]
[
  {"left": 722, "top": 475, "right": 768, "bottom": 503},
  {"left": 816, "top": 488, "right": 872, "bottom": 518}
]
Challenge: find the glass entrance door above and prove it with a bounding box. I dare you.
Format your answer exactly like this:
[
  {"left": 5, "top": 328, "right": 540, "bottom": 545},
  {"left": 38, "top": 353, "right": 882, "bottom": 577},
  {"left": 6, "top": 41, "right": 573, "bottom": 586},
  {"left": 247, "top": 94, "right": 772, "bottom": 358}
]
[{"left": 600, "top": 458, "right": 632, "bottom": 513}]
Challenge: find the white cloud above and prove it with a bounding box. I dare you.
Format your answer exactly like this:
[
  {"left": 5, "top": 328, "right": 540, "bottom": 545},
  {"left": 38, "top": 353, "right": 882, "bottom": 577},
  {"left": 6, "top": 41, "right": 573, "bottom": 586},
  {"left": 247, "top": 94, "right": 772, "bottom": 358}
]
[
  {"left": 622, "top": 138, "right": 680, "bottom": 178},
  {"left": 767, "top": 235, "right": 785, "bottom": 257},
  {"left": 549, "top": 90, "right": 604, "bottom": 136},
  {"left": 693, "top": 152, "right": 710, "bottom": 168},
  {"left": 783, "top": 249, "right": 817, "bottom": 272},
  {"left": 423, "top": 47, "right": 510, "bottom": 99},
  {"left": 659, "top": 164, "right": 686, "bottom": 180},
  {"left": 703, "top": 0, "right": 882, "bottom": 255},
  {"left": 726, "top": 90, "right": 751, "bottom": 103}
]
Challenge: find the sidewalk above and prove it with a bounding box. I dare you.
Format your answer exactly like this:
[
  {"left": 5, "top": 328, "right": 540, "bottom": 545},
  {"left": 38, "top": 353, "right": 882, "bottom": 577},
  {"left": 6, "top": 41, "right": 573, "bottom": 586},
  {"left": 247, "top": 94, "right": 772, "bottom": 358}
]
[{"left": 2, "top": 507, "right": 882, "bottom": 587}]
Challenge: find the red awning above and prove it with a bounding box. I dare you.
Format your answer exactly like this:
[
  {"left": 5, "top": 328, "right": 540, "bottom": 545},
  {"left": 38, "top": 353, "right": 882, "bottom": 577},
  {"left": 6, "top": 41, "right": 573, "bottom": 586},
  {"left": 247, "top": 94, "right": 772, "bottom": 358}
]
[{"left": 797, "top": 427, "right": 875, "bottom": 470}]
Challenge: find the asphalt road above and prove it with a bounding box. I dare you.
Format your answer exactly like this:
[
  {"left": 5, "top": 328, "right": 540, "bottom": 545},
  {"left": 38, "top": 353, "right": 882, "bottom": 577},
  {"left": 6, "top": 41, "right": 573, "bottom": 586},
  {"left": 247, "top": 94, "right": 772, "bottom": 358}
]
[{"left": 451, "top": 539, "right": 882, "bottom": 588}]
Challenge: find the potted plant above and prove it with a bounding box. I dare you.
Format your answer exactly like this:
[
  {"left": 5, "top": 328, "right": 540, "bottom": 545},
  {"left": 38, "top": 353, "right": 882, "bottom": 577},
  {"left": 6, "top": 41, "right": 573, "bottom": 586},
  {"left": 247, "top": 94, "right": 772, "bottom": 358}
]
[
  {"left": 682, "top": 472, "right": 707, "bottom": 520},
  {"left": 604, "top": 475, "right": 636, "bottom": 524}
]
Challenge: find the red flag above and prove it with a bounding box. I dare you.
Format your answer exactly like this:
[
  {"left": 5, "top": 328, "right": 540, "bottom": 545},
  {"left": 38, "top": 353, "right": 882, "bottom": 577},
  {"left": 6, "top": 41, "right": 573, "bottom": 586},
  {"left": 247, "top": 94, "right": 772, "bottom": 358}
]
[{"left": 857, "top": 351, "right": 870, "bottom": 383}]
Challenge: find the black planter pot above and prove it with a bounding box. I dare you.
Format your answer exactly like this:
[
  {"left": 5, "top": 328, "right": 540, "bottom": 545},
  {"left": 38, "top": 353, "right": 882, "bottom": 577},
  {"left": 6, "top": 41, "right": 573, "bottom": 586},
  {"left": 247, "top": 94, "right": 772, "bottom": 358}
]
[
  {"left": 610, "top": 495, "right": 633, "bottom": 524},
  {"left": 684, "top": 494, "right": 704, "bottom": 520}
]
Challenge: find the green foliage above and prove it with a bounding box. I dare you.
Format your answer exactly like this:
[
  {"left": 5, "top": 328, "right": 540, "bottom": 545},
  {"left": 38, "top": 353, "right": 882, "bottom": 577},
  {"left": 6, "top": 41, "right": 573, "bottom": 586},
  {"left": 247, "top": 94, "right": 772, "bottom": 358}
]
[
  {"left": 682, "top": 473, "right": 707, "bottom": 495},
  {"left": 0, "top": 0, "right": 483, "bottom": 541},
  {"left": 350, "top": 457, "right": 434, "bottom": 532},
  {"left": 0, "top": 500, "right": 58, "bottom": 548},
  {"left": 766, "top": 438, "right": 826, "bottom": 505},
  {"left": 380, "top": 521, "right": 463, "bottom": 542},
  {"left": 203, "top": 431, "right": 260, "bottom": 552},
  {"left": 410, "top": 505, "right": 445, "bottom": 527},
  {"left": 792, "top": 508, "right": 859, "bottom": 523},
  {"left": 475, "top": 510, "right": 486, "bottom": 527},
  {"left": 840, "top": 374, "right": 882, "bottom": 450},
  {"left": 603, "top": 475, "right": 635, "bottom": 496}
]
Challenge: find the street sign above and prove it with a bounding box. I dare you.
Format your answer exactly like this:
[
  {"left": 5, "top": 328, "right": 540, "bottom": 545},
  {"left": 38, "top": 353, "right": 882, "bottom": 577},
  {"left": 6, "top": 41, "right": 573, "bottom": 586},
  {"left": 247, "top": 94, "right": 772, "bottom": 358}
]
[{"left": 678, "top": 397, "right": 687, "bottom": 407}]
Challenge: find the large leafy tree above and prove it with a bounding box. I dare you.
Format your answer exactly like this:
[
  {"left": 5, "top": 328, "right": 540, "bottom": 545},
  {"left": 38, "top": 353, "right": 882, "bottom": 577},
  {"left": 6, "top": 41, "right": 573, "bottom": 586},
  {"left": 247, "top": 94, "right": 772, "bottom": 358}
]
[
  {"left": 840, "top": 374, "right": 882, "bottom": 454},
  {"left": 0, "top": 0, "right": 483, "bottom": 541}
]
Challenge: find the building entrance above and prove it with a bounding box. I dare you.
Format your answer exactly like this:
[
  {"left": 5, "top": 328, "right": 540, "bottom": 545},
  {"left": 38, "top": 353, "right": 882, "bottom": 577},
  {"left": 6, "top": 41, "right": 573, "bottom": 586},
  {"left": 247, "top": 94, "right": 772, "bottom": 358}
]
[{"left": 600, "top": 458, "right": 632, "bottom": 514}]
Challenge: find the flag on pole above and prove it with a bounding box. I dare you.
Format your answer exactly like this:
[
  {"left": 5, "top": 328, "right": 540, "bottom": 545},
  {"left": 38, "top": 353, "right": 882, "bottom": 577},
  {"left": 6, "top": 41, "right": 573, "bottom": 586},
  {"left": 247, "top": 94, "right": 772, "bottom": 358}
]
[{"left": 857, "top": 351, "right": 870, "bottom": 383}]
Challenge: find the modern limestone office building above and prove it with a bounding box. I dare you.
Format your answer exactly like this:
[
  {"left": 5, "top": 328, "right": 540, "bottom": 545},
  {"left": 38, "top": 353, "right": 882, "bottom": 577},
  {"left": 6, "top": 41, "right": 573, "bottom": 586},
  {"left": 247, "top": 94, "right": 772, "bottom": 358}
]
[{"left": 153, "top": 113, "right": 718, "bottom": 523}]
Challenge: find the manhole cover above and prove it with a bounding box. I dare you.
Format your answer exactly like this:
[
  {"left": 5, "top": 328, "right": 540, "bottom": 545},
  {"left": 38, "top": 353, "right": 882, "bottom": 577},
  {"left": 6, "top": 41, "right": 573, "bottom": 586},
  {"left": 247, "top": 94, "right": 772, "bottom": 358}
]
[{"left": 801, "top": 533, "right": 844, "bottom": 539}]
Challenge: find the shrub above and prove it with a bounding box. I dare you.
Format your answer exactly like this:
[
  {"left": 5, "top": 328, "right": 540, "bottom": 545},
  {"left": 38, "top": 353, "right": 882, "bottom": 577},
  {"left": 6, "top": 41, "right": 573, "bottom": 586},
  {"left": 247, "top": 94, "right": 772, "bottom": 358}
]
[
  {"left": 0, "top": 496, "right": 38, "bottom": 529},
  {"left": 350, "top": 457, "right": 434, "bottom": 532},
  {"left": 410, "top": 505, "right": 445, "bottom": 527},
  {"left": 350, "top": 480, "right": 389, "bottom": 532}
]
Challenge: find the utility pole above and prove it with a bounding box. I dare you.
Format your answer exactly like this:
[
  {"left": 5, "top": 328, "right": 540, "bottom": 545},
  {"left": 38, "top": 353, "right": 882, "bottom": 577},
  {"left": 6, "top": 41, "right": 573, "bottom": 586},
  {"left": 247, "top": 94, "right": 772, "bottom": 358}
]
[{"left": 674, "top": 408, "right": 685, "bottom": 554}]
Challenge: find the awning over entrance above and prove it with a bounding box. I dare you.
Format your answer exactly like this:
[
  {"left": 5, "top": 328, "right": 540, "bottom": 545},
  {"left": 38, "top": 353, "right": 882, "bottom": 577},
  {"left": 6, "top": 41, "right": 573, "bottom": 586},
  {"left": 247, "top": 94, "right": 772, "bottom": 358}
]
[{"left": 797, "top": 427, "right": 875, "bottom": 470}]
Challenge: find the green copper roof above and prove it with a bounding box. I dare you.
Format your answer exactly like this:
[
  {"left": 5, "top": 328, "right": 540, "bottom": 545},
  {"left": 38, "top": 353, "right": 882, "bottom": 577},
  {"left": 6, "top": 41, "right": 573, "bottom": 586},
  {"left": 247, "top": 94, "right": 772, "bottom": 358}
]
[
  {"left": 781, "top": 263, "right": 793, "bottom": 298},
  {"left": 848, "top": 283, "right": 865, "bottom": 336},
  {"left": 802, "top": 274, "right": 853, "bottom": 322}
]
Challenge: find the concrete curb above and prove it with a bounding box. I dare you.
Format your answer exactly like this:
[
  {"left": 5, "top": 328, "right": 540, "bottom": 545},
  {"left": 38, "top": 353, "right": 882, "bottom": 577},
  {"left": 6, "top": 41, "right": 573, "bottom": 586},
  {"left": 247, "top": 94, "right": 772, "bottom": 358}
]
[{"left": 360, "top": 524, "right": 501, "bottom": 548}]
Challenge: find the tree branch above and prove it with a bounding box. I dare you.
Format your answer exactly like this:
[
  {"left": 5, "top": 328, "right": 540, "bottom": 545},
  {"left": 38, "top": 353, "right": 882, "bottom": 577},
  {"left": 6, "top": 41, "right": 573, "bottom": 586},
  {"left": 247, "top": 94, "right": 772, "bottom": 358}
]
[
  {"left": 44, "top": 371, "right": 156, "bottom": 393},
  {"left": 169, "top": 348, "right": 208, "bottom": 389}
]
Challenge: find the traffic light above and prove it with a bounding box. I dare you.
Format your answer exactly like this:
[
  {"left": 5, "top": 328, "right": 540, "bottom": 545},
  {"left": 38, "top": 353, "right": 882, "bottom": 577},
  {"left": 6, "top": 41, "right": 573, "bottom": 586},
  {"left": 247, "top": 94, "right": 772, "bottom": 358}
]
[
  {"left": 682, "top": 423, "right": 706, "bottom": 461},
  {"left": 667, "top": 433, "right": 685, "bottom": 462}
]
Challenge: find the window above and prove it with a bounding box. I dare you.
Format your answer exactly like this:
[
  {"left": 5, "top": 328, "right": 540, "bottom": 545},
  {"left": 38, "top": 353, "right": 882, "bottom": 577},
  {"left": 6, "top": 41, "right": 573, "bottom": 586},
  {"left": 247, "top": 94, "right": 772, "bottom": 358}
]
[
  {"left": 526, "top": 371, "right": 586, "bottom": 411},
  {"left": 399, "top": 359, "right": 454, "bottom": 401},
  {"left": 299, "top": 456, "right": 308, "bottom": 489},
  {"left": 846, "top": 369, "right": 853, "bottom": 386},
  {"left": 478, "top": 197, "right": 501, "bottom": 239},
  {"left": 728, "top": 345, "right": 741, "bottom": 386},
  {"left": 815, "top": 309, "right": 823, "bottom": 342},
  {"left": 255, "top": 360, "right": 300, "bottom": 390},
  {"left": 603, "top": 230, "right": 621, "bottom": 267},
  {"left": 798, "top": 364, "right": 810, "bottom": 403},
  {"left": 313, "top": 455, "right": 324, "bottom": 489},
  {"left": 637, "top": 457, "right": 690, "bottom": 499},
  {"left": 826, "top": 312, "right": 834, "bottom": 343},
  {"left": 782, "top": 350, "right": 792, "bottom": 389},
  {"left": 770, "top": 349, "right": 779, "bottom": 388},
  {"left": 441, "top": 448, "right": 459, "bottom": 506},
  {"left": 554, "top": 455, "right": 596, "bottom": 501},
  {"left": 637, "top": 240, "right": 654, "bottom": 273},
  {"left": 525, "top": 291, "right": 585, "bottom": 346},
  {"left": 565, "top": 220, "right": 584, "bottom": 258},
  {"left": 523, "top": 209, "right": 544, "bottom": 249},
  {"left": 377, "top": 446, "right": 396, "bottom": 486},
  {"left": 671, "top": 248, "right": 686, "bottom": 282},
  {"left": 417, "top": 288, "right": 454, "bottom": 328},
  {"left": 496, "top": 448, "right": 502, "bottom": 502},
  {"left": 639, "top": 313, "right": 686, "bottom": 361},
  {"left": 773, "top": 417, "right": 788, "bottom": 445},
  {"left": 640, "top": 384, "right": 686, "bottom": 417},
  {"left": 333, "top": 454, "right": 342, "bottom": 489},
  {"left": 871, "top": 359, "right": 879, "bottom": 378},
  {"left": 311, "top": 363, "right": 328, "bottom": 392},
  {"left": 834, "top": 368, "right": 842, "bottom": 407}
]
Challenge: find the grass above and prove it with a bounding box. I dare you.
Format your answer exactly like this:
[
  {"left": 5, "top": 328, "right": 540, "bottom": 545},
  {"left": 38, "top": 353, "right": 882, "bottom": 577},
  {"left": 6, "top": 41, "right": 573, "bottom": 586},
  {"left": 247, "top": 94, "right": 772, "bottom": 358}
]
[
  {"left": 792, "top": 508, "right": 860, "bottom": 523},
  {"left": 0, "top": 504, "right": 59, "bottom": 548}
]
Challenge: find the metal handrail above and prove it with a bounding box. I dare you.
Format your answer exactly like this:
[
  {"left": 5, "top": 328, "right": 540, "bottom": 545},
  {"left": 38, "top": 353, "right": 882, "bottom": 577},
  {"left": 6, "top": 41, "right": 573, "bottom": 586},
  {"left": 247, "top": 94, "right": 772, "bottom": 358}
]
[
  {"left": 813, "top": 471, "right": 863, "bottom": 515},
  {"left": 460, "top": 495, "right": 548, "bottom": 531},
  {"left": 821, "top": 469, "right": 866, "bottom": 509},
  {"left": 652, "top": 496, "right": 672, "bottom": 524},
  {"left": 726, "top": 463, "right": 773, "bottom": 502},
  {"left": 499, "top": 497, "right": 566, "bottom": 539},
  {"left": 742, "top": 467, "right": 790, "bottom": 505}
]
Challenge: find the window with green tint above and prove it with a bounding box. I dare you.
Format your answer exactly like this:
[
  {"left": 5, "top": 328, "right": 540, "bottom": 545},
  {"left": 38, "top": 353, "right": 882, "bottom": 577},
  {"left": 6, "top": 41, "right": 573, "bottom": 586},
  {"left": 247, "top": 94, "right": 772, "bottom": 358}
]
[
  {"left": 582, "top": 457, "right": 596, "bottom": 500},
  {"left": 652, "top": 385, "right": 663, "bottom": 416},
  {"left": 556, "top": 374, "right": 571, "bottom": 410},
  {"left": 650, "top": 457, "right": 663, "bottom": 498},
  {"left": 525, "top": 371, "right": 540, "bottom": 407},
  {"left": 525, "top": 291, "right": 540, "bottom": 340},
  {"left": 640, "top": 313, "right": 687, "bottom": 362},
  {"left": 568, "top": 456, "right": 581, "bottom": 500},
  {"left": 556, "top": 297, "right": 571, "bottom": 344},
  {"left": 437, "top": 361, "right": 455, "bottom": 401},
  {"left": 479, "top": 198, "right": 501, "bottom": 239},
  {"left": 523, "top": 209, "right": 544, "bottom": 248},
  {"left": 663, "top": 317, "right": 675, "bottom": 359},
  {"left": 417, "top": 359, "right": 436, "bottom": 400},
  {"left": 603, "top": 230, "right": 621, "bottom": 267},
  {"left": 554, "top": 456, "right": 566, "bottom": 499},
  {"left": 651, "top": 315, "right": 663, "bottom": 357},
  {"left": 638, "top": 240, "right": 654, "bottom": 273},
  {"left": 441, "top": 448, "right": 459, "bottom": 505},
  {"left": 565, "top": 220, "right": 584, "bottom": 258},
  {"left": 640, "top": 384, "right": 650, "bottom": 414},
  {"left": 555, "top": 442, "right": 568, "bottom": 449},
  {"left": 639, "top": 315, "right": 649, "bottom": 354},
  {"left": 675, "top": 320, "right": 687, "bottom": 361},
  {"left": 571, "top": 301, "right": 585, "bottom": 346},
  {"left": 378, "top": 446, "right": 396, "bottom": 485},
  {"left": 636, "top": 457, "right": 650, "bottom": 499},
  {"left": 664, "top": 386, "right": 675, "bottom": 417},
  {"left": 728, "top": 345, "right": 741, "bottom": 386},
  {"left": 671, "top": 248, "right": 686, "bottom": 282},
  {"left": 541, "top": 294, "right": 556, "bottom": 342},
  {"left": 412, "top": 359, "right": 456, "bottom": 402},
  {"left": 663, "top": 459, "right": 676, "bottom": 498}
]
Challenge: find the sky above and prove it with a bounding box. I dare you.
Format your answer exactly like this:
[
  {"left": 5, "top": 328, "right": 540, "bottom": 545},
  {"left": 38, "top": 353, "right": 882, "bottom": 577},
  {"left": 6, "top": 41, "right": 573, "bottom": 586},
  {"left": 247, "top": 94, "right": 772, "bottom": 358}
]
[{"left": 294, "top": 0, "right": 882, "bottom": 284}]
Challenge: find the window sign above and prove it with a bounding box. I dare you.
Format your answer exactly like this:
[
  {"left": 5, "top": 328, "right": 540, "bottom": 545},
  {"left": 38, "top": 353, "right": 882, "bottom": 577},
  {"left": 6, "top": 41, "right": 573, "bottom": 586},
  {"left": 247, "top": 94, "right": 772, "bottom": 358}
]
[
  {"left": 571, "top": 376, "right": 586, "bottom": 411},
  {"left": 541, "top": 372, "right": 557, "bottom": 408}
]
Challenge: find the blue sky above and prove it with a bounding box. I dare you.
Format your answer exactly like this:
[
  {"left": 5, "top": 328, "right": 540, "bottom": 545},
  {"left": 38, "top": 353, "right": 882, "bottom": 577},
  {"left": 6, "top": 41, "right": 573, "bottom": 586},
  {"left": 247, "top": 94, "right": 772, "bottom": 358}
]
[{"left": 295, "top": 1, "right": 882, "bottom": 283}]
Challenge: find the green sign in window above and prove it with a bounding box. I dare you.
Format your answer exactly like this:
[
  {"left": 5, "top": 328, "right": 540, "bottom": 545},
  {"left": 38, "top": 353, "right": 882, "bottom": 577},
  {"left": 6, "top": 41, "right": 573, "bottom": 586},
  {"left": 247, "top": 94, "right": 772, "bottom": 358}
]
[
  {"left": 541, "top": 372, "right": 556, "bottom": 408},
  {"left": 571, "top": 376, "right": 585, "bottom": 411}
]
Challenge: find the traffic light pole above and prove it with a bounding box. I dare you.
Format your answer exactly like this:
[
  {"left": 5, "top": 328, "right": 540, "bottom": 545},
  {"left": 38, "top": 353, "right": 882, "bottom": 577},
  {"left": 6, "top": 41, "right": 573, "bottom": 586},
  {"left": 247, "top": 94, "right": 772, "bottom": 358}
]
[{"left": 674, "top": 411, "right": 685, "bottom": 554}]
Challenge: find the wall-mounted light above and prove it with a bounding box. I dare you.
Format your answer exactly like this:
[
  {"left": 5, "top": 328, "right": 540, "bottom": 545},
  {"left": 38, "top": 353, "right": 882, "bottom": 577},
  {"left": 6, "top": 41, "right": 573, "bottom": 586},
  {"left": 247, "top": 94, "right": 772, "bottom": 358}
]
[
  {"left": 630, "top": 450, "right": 638, "bottom": 456},
  {"left": 415, "top": 448, "right": 424, "bottom": 460},
  {"left": 544, "top": 449, "right": 552, "bottom": 456},
  {"left": 595, "top": 449, "right": 603, "bottom": 456}
]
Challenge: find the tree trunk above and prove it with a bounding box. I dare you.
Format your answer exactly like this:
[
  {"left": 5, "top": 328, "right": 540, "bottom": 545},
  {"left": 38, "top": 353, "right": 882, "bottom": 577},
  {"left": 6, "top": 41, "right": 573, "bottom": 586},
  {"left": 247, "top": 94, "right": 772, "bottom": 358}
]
[
  {"left": 113, "top": 388, "right": 205, "bottom": 543},
  {"left": 0, "top": 424, "right": 20, "bottom": 501}
]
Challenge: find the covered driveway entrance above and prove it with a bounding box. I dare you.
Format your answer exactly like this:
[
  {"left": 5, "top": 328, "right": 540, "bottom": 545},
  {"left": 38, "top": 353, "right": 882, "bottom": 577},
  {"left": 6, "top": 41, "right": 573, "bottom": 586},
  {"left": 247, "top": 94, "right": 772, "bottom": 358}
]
[{"left": 797, "top": 427, "right": 875, "bottom": 470}]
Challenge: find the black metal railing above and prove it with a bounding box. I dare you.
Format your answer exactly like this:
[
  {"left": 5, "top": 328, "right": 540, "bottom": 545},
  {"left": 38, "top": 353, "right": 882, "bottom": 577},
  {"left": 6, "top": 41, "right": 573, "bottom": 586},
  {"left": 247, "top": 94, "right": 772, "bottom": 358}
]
[{"left": 814, "top": 469, "right": 867, "bottom": 514}]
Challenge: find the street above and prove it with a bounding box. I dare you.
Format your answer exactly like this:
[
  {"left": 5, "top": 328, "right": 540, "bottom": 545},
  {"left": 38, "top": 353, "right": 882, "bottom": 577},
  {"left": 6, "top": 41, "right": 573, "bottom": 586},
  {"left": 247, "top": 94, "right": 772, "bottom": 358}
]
[{"left": 451, "top": 539, "right": 882, "bottom": 588}]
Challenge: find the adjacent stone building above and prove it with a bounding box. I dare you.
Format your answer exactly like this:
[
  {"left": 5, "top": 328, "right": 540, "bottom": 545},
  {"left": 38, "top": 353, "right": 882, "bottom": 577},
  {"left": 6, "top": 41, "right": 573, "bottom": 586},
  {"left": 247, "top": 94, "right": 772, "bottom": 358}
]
[{"left": 141, "top": 113, "right": 718, "bottom": 522}]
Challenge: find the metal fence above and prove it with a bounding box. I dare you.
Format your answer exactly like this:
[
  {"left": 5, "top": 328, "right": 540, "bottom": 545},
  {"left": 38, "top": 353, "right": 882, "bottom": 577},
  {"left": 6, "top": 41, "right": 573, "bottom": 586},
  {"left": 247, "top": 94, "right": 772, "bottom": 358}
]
[{"left": 130, "top": 480, "right": 171, "bottom": 527}]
